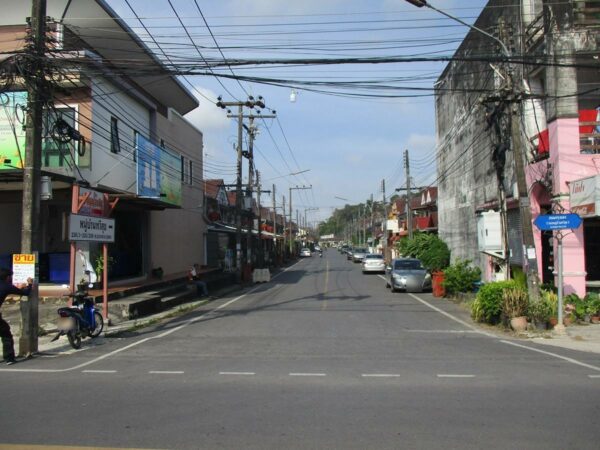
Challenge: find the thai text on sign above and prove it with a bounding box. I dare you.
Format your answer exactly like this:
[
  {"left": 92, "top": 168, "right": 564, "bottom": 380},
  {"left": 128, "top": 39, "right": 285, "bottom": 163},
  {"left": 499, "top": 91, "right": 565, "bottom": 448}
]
[{"left": 12, "top": 253, "right": 35, "bottom": 285}]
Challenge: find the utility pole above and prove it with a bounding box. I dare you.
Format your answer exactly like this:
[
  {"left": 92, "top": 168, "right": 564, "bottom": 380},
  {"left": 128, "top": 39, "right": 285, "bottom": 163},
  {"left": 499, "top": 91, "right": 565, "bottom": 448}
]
[
  {"left": 370, "top": 193, "right": 374, "bottom": 249},
  {"left": 217, "top": 96, "right": 266, "bottom": 280},
  {"left": 404, "top": 0, "right": 540, "bottom": 301},
  {"left": 256, "top": 171, "right": 262, "bottom": 267},
  {"left": 20, "top": 0, "right": 47, "bottom": 356},
  {"left": 282, "top": 195, "right": 287, "bottom": 258},
  {"left": 272, "top": 184, "right": 277, "bottom": 264},
  {"left": 288, "top": 185, "right": 312, "bottom": 255},
  {"left": 404, "top": 149, "right": 413, "bottom": 239}
]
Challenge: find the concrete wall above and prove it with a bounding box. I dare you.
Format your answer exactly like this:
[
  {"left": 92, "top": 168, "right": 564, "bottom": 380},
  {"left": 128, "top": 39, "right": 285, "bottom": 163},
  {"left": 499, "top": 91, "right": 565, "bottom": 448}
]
[
  {"left": 149, "top": 109, "right": 206, "bottom": 274},
  {"left": 435, "top": 0, "right": 521, "bottom": 275}
]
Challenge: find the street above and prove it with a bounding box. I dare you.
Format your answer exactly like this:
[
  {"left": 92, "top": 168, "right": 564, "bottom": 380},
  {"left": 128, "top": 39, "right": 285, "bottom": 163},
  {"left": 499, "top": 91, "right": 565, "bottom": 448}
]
[{"left": 1, "top": 251, "right": 599, "bottom": 450}]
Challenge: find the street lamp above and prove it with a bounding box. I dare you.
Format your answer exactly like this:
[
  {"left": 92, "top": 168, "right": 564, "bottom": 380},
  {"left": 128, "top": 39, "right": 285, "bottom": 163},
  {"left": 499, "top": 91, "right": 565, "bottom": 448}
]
[{"left": 403, "top": 0, "right": 510, "bottom": 58}]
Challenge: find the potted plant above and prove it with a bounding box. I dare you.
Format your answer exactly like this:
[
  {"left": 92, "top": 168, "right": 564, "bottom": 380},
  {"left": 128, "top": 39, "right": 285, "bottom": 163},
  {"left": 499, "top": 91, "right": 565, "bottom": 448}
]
[
  {"left": 420, "top": 237, "right": 450, "bottom": 297},
  {"left": 502, "top": 286, "right": 529, "bottom": 332},
  {"left": 94, "top": 254, "right": 115, "bottom": 287},
  {"left": 528, "top": 296, "right": 551, "bottom": 330},
  {"left": 541, "top": 289, "right": 558, "bottom": 328}
]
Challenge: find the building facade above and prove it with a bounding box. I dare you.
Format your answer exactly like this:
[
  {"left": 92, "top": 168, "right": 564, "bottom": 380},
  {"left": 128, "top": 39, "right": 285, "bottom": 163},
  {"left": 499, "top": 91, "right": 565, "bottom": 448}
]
[
  {"left": 0, "top": 0, "right": 206, "bottom": 285},
  {"left": 435, "top": 0, "right": 600, "bottom": 295}
]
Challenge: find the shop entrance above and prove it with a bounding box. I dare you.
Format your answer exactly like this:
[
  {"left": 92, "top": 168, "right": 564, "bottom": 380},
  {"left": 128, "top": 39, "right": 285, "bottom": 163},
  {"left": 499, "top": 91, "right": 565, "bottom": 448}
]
[{"left": 584, "top": 218, "right": 600, "bottom": 281}]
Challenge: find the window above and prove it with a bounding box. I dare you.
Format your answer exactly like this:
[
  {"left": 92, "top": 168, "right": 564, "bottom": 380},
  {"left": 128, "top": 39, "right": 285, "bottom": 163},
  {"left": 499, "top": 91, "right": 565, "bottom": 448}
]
[
  {"left": 181, "top": 155, "right": 193, "bottom": 185},
  {"left": 110, "top": 117, "right": 120, "bottom": 154}
]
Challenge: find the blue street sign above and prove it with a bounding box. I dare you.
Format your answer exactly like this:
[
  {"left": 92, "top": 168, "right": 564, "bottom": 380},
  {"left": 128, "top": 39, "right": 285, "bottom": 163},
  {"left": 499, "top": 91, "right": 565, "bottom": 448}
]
[{"left": 534, "top": 213, "right": 582, "bottom": 231}]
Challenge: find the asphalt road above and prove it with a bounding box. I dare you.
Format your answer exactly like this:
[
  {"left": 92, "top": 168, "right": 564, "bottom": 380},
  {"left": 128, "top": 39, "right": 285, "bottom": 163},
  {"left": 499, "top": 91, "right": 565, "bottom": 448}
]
[{"left": 1, "top": 251, "right": 599, "bottom": 450}]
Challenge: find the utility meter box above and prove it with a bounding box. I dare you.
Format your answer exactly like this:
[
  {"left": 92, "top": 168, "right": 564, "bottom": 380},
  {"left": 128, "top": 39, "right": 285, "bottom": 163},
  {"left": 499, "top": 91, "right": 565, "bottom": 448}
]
[{"left": 477, "top": 211, "right": 502, "bottom": 252}]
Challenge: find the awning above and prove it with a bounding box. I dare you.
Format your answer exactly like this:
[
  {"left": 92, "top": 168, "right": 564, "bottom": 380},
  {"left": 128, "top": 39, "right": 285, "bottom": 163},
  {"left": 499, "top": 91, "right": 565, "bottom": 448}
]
[{"left": 570, "top": 174, "right": 600, "bottom": 217}]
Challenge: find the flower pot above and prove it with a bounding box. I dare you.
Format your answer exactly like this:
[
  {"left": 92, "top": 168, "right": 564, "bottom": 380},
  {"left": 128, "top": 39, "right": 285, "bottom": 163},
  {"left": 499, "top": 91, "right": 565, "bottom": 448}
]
[
  {"left": 591, "top": 316, "right": 600, "bottom": 324},
  {"left": 533, "top": 320, "right": 547, "bottom": 331},
  {"left": 548, "top": 317, "right": 558, "bottom": 328},
  {"left": 510, "top": 316, "right": 528, "bottom": 332},
  {"left": 563, "top": 316, "right": 573, "bottom": 327},
  {"left": 432, "top": 271, "right": 445, "bottom": 298}
]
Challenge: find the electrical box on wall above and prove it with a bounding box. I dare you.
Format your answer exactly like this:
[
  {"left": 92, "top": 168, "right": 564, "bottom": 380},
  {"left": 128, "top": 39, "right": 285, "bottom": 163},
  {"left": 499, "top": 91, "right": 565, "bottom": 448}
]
[{"left": 477, "top": 211, "right": 502, "bottom": 252}]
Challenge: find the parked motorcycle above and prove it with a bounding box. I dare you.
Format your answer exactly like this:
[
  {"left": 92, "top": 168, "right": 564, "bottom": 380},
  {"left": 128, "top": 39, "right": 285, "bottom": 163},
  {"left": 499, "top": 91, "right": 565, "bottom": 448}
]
[{"left": 52, "top": 283, "right": 104, "bottom": 349}]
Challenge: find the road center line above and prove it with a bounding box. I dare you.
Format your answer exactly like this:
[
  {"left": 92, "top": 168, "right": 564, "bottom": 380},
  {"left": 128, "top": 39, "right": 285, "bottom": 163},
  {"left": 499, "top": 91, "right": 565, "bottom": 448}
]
[
  {"left": 362, "top": 373, "right": 401, "bottom": 378},
  {"left": 81, "top": 370, "right": 116, "bottom": 374},
  {"left": 219, "top": 371, "right": 255, "bottom": 376},
  {"left": 149, "top": 371, "right": 184, "bottom": 374},
  {"left": 437, "top": 374, "right": 475, "bottom": 378},
  {"left": 289, "top": 373, "right": 327, "bottom": 377}
]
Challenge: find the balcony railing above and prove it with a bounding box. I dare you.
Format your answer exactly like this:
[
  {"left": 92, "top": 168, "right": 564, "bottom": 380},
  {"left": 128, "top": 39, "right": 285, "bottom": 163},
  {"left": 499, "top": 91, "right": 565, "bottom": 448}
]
[{"left": 574, "top": 0, "right": 600, "bottom": 27}]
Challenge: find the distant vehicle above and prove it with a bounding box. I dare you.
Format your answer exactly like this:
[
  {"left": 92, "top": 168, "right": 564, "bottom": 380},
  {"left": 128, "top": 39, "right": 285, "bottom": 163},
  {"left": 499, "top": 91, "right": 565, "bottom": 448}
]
[
  {"left": 300, "top": 248, "right": 312, "bottom": 257},
  {"left": 385, "top": 258, "right": 432, "bottom": 293},
  {"left": 346, "top": 248, "right": 354, "bottom": 260},
  {"left": 362, "top": 254, "right": 386, "bottom": 273},
  {"left": 314, "top": 245, "right": 321, "bottom": 252},
  {"left": 340, "top": 244, "right": 349, "bottom": 254},
  {"left": 351, "top": 248, "right": 369, "bottom": 263}
]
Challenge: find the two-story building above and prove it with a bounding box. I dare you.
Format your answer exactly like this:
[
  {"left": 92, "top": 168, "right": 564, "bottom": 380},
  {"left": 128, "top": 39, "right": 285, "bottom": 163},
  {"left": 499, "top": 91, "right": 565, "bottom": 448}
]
[{"left": 0, "top": 0, "right": 206, "bottom": 285}]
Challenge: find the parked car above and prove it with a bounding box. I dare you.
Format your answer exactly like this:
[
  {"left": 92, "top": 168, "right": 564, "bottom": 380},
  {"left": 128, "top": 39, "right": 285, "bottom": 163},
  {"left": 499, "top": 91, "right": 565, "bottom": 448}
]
[
  {"left": 385, "top": 258, "right": 432, "bottom": 293},
  {"left": 351, "top": 248, "right": 369, "bottom": 263},
  {"left": 362, "top": 254, "right": 386, "bottom": 273},
  {"left": 300, "top": 248, "right": 312, "bottom": 257},
  {"left": 346, "top": 247, "right": 354, "bottom": 260}
]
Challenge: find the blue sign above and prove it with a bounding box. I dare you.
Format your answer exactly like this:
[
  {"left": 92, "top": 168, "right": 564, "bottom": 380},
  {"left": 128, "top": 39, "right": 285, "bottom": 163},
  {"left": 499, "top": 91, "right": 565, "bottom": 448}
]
[{"left": 534, "top": 214, "right": 582, "bottom": 231}]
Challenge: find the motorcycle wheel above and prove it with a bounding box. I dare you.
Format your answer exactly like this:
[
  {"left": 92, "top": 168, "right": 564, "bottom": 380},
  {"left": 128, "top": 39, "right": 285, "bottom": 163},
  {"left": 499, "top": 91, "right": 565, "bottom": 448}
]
[
  {"left": 90, "top": 311, "right": 104, "bottom": 338},
  {"left": 67, "top": 330, "right": 82, "bottom": 349}
]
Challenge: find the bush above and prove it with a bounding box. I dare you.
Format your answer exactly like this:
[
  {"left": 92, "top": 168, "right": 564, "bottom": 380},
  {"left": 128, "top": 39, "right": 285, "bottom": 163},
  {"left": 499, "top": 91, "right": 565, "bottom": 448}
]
[
  {"left": 529, "top": 289, "right": 555, "bottom": 324},
  {"left": 584, "top": 292, "right": 600, "bottom": 316},
  {"left": 502, "top": 286, "right": 529, "bottom": 318},
  {"left": 472, "top": 280, "right": 517, "bottom": 324},
  {"left": 397, "top": 233, "right": 450, "bottom": 272},
  {"left": 442, "top": 259, "right": 481, "bottom": 296}
]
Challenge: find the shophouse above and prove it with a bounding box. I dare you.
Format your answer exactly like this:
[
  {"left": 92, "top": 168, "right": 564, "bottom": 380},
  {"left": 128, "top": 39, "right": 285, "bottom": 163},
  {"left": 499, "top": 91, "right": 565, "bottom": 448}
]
[
  {"left": 435, "top": 0, "right": 600, "bottom": 295},
  {"left": 0, "top": 0, "right": 206, "bottom": 285}
]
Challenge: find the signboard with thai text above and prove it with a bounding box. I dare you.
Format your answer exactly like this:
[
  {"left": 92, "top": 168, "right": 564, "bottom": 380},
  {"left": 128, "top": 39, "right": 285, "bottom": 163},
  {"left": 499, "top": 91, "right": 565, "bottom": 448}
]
[
  {"left": 569, "top": 175, "right": 599, "bottom": 218},
  {"left": 69, "top": 214, "right": 115, "bottom": 242},
  {"left": 79, "top": 187, "right": 107, "bottom": 217},
  {"left": 534, "top": 213, "right": 582, "bottom": 231},
  {"left": 12, "top": 253, "right": 35, "bottom": 285}
]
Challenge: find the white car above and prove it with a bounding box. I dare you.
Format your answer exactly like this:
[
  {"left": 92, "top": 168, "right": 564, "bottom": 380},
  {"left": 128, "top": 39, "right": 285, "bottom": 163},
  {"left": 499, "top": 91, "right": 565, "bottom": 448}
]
[
  {"left": 300, "top": 248, "right": 312, "bottom": 257},
  {"left": 362, "top": 254, "right": 386, "bottom": 273}
]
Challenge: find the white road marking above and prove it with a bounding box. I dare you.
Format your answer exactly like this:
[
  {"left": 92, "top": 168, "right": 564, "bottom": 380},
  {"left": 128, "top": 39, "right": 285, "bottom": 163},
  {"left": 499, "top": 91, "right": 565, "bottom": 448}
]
[
  {"left": 0, "top": 261, "right": 303, "bottom": 373},
  {"left": 588, "top": 374, "right": 600, "bottom": 378},
  {"left": 500, "top": 340, "right": 600, "bottom": 372},
  {"left": 149, "top": 371, "right": 184, "bottom": 374},
  {"left": 219, "top": 371, "right": 255, "bottom": 376},
  {"left": 406, "top": 330, "right": 479, "bottom": 333},
  {"left": 362, "top": 374, "right": 401, "bottom": 378},
  {"left": 437, "top": 374, "right": 475, "bottom": 378},
  {"left": 82, "top": 370, "right": 116, "bottom": 374},
  {"left": 289, "top": 373, "right": 327, "bottom": 377}
]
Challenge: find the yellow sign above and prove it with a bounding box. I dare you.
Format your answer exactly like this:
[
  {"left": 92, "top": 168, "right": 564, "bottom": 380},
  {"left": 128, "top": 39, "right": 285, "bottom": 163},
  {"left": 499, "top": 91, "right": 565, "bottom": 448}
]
[
  {"left": 13, "top": 254, "right": 36, "bottom": 264},
  {"left": 12, "top": 253, "right": 35, "bottom": 285}
]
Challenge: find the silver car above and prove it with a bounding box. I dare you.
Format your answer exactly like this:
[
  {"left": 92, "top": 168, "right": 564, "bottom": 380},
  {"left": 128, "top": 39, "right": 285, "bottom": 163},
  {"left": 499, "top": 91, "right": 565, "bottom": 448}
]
[
  {"left": 351, "top": 247, "right": 369, "bottom": 263},
  {"left": 386, "top": 258, "right": 432, "bottom": 293},
  {"left": 362, "top": 253, "right": 386, "bottom": 273}
]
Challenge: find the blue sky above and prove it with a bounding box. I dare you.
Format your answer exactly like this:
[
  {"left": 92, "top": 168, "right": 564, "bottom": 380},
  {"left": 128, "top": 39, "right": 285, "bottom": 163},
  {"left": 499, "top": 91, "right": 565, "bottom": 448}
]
[{"left": 106, "top": 0, "right": 488, "bottom": 225}]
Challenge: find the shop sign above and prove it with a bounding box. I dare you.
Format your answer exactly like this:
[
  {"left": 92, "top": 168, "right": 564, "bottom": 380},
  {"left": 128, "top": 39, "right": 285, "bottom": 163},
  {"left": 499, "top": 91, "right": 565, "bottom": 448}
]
[
  {"left": 12, "top": 253, "right": 35, "bottom": 285},
  {"left": 569, "top": 175, "right": 600, "bottom": 217},
  {"left": 79, "top": 187, "right": 107, "bottom": 217},
  {"left": 69, "top": 214, "right": 115, "bottom": 242}
]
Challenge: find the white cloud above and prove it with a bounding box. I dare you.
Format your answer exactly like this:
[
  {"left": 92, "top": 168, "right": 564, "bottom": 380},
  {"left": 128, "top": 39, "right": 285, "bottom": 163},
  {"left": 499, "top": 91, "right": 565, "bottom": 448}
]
[{"left": 184, "top": 87, "right": 230, "bottom": 133}]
